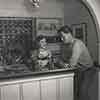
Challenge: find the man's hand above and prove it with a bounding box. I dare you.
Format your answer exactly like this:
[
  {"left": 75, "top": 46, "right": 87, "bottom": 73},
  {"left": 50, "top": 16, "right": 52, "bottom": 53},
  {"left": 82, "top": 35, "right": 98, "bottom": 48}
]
[
  {"left": 63, "top": 63, "right": 69, "bottom": 68},
  {"left": 59, "top": 61, "right": 69, "bottom": 68}
]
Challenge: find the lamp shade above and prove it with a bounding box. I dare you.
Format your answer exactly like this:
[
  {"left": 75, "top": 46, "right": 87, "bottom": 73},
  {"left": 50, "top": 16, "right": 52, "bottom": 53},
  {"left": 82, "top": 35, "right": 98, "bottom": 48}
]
[{"left": 29, "top": 0, "right": 40, "bottom": 8}]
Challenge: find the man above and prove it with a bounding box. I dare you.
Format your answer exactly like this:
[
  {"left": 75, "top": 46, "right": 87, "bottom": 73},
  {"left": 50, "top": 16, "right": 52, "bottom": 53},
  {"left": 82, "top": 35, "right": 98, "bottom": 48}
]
[
  {"left": 57, "top": 25, "right": 93, "bottom": 69},
  {"left": 57, "top": 25, "right": 94, "bottom": 100}
]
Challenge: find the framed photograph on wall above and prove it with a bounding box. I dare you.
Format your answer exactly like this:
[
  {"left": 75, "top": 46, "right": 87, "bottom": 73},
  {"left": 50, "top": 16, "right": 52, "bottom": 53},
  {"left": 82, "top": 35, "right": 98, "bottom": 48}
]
[
  {"left": 36, "top": 18, "right": 63, "bottom": 37},
  {"left": 72, "top": 23, "right": 87, "bottom": 45}
]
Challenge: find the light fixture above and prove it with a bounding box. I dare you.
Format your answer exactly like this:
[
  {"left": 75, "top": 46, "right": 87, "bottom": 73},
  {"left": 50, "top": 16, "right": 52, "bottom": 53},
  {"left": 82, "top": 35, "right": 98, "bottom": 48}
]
[{"left": 29, "top": 0, "right": 40, "bottom": 8}]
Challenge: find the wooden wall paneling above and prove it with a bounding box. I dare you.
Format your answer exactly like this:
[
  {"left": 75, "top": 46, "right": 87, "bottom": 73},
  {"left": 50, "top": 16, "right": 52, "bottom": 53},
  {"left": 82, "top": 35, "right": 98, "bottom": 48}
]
[
  {"left": 1, "top": 84, "right": 20, "bottom": 100},
  {"left": 22, "top": 81, "right": 40, "bottom": 100},
  {"left": 59, "top": 77, "right": 73, "bottom": 100},
  {"left": 0, "top": 87, "right": 1, "bottom": 100},
  {"left": 41, "top": 79, "right": 57, "bottom": 100}
]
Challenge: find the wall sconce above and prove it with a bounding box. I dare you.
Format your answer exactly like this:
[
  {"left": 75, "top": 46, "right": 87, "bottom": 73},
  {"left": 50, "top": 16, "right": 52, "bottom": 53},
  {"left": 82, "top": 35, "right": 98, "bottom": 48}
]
[{"left": 29, "top": 0, "right": 40, "bottom": 8}]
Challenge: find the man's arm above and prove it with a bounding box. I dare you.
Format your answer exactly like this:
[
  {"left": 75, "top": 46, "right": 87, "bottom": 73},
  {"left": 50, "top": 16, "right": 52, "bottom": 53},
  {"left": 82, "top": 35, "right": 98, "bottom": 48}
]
[{"left": 69, "top": 41, "right": 82, "bottom": 66}]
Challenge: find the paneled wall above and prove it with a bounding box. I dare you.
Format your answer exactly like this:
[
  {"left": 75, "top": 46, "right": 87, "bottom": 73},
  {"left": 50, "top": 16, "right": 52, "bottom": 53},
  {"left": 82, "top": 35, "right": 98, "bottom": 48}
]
[{"left": 0, "top": 73, "right": 74, "bottom": 100}]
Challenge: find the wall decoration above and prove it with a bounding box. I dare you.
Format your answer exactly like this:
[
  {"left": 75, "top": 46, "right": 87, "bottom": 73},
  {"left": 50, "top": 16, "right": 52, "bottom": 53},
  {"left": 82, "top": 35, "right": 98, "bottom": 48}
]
[
  {"left": 36, "top": 18, "right": 63, "bottom": 37},
  {"left": 29, "top": 0, "right": 40, "bottom": 8},
  {"left": 72, "top": 23, "right": 87, "bottom": 45},
  {"left": 0, "top": 17, "right": 33, "bottom": 69}
]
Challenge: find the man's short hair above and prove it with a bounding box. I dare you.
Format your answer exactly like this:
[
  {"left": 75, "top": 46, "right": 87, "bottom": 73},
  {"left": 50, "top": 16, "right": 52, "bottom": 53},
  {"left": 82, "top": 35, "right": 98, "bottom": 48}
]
[{"left": 57, "top": 25, "right": 72, "bottom": 35}]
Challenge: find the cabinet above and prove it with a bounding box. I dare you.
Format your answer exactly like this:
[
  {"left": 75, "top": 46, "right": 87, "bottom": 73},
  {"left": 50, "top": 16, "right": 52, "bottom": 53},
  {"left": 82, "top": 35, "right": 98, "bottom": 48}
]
[{"left": 0, "top": 72, "right": 74, "bottom": 100}]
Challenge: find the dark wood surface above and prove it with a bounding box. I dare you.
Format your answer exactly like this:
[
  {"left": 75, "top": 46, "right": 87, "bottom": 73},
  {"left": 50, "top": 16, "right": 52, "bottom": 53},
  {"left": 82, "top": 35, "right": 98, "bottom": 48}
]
[{"left": 0, "top": 65, "right": 77, "bottom": 80}]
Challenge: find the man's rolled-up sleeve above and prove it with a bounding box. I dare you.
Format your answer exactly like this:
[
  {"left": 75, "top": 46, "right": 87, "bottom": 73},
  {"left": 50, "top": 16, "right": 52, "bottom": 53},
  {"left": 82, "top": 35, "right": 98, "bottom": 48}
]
[{"left": 70, "top": 42, "right": 81, "bottom": 67}]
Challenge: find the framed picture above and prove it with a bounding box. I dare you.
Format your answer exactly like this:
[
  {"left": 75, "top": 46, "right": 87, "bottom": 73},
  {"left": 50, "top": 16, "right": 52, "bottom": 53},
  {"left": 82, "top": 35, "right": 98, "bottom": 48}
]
[
  {"left": 72, "top": 23, "right": 87, "bottom": 45},
  {"left": 36, "top": 18, "right": 63, "bottom": 37}
]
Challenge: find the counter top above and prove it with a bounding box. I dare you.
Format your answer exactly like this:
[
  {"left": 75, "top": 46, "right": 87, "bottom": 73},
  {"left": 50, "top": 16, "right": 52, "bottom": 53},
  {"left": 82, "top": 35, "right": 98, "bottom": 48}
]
[
  {"left": 0, "top": 69, "right": 75, "bottom": 86},
  {"left": 0, "top": 67, "right": 77, "bottom": 80}
]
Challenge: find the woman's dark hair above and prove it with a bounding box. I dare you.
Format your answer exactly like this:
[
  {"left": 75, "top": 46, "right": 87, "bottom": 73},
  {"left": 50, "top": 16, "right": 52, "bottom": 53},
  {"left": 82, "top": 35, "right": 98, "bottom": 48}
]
[
  {"left": 35, "top": 35, "right": 46, "bottom": 49},
  {"left": 57, "top": 25, "right": 72, "bottom": 35},
  {"left": 36, "top": 35, "right": 46, "bottom": 42}
]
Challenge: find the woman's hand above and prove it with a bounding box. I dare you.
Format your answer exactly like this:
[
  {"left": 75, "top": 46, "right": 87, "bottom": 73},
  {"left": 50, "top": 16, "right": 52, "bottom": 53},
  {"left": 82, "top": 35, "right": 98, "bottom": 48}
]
[
  {"left": 38, "top": 60, "right": 48, "bottom": 67},
  {"left": 63, "top": 63, "right": 69, "bottom": 68}
]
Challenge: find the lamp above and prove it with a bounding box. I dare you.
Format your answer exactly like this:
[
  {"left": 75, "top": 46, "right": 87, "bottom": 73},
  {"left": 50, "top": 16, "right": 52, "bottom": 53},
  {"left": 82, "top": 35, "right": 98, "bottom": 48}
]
[{"left": 29, "top": 0, "right": 40, "bottom": 8}]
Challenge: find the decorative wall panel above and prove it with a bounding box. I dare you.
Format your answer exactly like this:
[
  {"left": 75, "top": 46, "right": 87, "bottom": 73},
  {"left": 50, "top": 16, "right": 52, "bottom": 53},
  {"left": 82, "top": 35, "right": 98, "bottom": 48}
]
[{"left": 0, "top": 17, "right": 33, "bottom": 71}]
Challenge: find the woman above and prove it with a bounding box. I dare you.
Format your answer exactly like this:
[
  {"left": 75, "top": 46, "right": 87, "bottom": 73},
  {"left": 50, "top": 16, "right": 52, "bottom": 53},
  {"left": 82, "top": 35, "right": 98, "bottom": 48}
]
[{"left": 31, "top": 35, "right": 54, "bottom": 71}]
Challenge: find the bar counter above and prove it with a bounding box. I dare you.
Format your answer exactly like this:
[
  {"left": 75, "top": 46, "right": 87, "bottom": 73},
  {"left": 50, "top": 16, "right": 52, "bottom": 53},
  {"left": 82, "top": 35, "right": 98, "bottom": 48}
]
[
  {"left": 0, "top": 67, "right": 76, "bottom": 100},
  {"left": 0, "top": 66, "right": 77, "bottom": 79}
]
